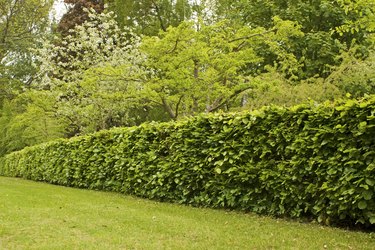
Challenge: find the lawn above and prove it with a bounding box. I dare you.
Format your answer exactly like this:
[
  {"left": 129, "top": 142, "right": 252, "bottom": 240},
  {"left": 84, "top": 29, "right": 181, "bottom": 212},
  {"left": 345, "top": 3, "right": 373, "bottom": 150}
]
[{"left": 0, "top": 177, "right": 374, "bottom": 249}]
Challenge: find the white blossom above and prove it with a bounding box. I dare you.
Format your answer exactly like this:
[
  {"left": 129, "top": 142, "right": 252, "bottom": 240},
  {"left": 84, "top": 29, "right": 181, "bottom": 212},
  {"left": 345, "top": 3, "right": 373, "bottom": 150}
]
[{"left": 34, "top": 7, "right": 148, "bottom": 87}]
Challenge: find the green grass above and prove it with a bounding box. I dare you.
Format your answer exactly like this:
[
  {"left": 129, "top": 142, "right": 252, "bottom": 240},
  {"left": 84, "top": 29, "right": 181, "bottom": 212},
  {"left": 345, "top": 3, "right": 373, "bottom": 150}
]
[{"left": 0, "top": 177, "right": 374, "bottom": 250}]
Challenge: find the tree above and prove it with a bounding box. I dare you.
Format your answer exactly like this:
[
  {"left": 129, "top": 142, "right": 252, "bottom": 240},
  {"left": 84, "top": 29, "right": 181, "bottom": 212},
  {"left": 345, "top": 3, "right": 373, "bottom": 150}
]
[
  {"left": 107, "top": 0, "right": 193, "bottom": 35},
  {"left": 325, "top": 46, "right": 375, "bottom": 98},
  {"left": 0, "top": 90, "right": 68, "bottom": 156},
  {"left": 0, "top": 0, "right": 53, "bottom": 107},
  {"left": 57, "top": 0, "right": 104, "bottom": 36},
  {"left": 141, "top": 18, "right": 304, "bottom": 119},
  {"left": 36, "top": 7, "right": 145, "bottom": 83},
  {"left": 335, "top": 0, "right": 375, "bottom": 36},
  {"left": 34, "top": 8, "right": 150, "bottom": 135},
  {"left": 211, "top": 0, "right": 375, "bottom": 80}
]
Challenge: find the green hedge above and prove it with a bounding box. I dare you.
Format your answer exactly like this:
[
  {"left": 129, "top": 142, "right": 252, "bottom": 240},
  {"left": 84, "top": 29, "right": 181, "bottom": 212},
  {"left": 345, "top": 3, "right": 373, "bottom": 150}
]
[{"left": 1, "top": 96, "right": 375, "bottom": 226}]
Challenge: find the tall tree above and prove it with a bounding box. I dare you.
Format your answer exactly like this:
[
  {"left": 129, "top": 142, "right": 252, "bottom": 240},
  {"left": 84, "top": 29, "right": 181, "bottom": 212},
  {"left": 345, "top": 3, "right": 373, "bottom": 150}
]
[
  {"left": 141, "top": 18, "right": 304, "bottom": 119},
  {"left": 0, "top": 0, "right": 53, "bottom": 106},
  {"left": 211, "top": 0, "right": 375, "bottom": 80},
  {"left": 57, "top": 0, "right": 104, "bottom": 35},
  {"left": 107, "top": 0, "right": 192, "bottom": 35}
]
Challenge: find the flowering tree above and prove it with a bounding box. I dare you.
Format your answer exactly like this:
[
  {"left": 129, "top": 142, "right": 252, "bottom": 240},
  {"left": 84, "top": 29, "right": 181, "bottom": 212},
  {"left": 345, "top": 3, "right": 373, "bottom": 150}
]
[{"left": 34, "top": 7, "right": 149, "bottom": 134}]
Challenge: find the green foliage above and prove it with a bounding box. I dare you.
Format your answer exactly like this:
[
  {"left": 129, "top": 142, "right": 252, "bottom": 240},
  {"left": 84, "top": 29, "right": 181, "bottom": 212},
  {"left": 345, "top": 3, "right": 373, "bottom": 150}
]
[
  {"left": 1, "top": 96, "right": 375, "bottom": 227},
  {"left": 105, "top": 0, "right": 375, "bottom": 81},
  {"left": 0, "top": 0, "right": 53, "bottom": 105},
  {"left": 326, "top": 47, "right": 375, "bottom": 98},
  {"left": 141, "top": 18, "right": 305, "bottom": 119},
  {"left": 214, "top": 0, "right": 374, "bottom": 79},
  {"left": 0, "top": 90, "right": 68, "bottom": 157},
  {"left": 0, "top": 0, "right": 52, "bottom": 60},
  {"left": 107, "top": 0, "right": 193, "bottom": 35},
  {"left": 336, "top": 0, "right": 375, "bottom": 36},
  {"left": 241, "top": 71, "right": 344, "bottom": 110}
]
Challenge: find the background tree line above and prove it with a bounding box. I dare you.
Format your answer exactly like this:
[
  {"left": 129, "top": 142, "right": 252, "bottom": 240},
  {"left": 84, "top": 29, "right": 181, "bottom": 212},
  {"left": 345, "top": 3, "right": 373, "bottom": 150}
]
[{"left": 1, "top": 0, "right": 375, "bottom": 156}]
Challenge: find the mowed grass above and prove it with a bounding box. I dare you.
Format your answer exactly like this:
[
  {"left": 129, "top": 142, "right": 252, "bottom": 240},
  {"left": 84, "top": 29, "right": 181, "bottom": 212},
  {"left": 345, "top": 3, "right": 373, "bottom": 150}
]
[{"left": 0, "top": 177, "right": 374, "bottom": 250}]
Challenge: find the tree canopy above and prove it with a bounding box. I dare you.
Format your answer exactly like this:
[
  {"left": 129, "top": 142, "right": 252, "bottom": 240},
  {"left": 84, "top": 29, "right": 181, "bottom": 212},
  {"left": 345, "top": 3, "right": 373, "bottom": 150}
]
[
  {"left": 0, "top": 0, "right": 53, "bottom": 106},
  {"left": 1, "top": 0, "right": 375, "bottom": 156}
]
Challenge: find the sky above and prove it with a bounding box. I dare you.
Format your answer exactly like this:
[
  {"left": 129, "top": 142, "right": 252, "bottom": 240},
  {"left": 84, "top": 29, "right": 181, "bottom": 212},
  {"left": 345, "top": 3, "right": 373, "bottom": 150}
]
[{"left": 50, "top": 0, "right": 70, "bottom": 22}]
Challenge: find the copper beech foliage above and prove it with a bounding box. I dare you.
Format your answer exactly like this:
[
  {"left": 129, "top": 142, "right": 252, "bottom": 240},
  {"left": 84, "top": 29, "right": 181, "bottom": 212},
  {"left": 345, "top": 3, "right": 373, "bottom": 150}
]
[{"left": 58, "top": 0, "right": 104, "bottom": 35}]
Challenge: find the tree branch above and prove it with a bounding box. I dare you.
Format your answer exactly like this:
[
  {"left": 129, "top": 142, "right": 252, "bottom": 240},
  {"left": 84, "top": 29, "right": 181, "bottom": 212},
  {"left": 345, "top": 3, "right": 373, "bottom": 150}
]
[
  {"left": 166, "top": 38, "right": 179, "bottom": 54},
  {"left": 161, "top": 97, "right": 176, "bottom": 119},
  {"left": 206, "top": 85, "right": 253, "bottom": 113},
  {"left": 174, "top": 95, "right": 184, "bottom": 119},
  {"left": 151, "top": 0, "right": 167, "bottom": 32},
  {"left": 1, "top": 0, "right": 19, "bottom": 44}
]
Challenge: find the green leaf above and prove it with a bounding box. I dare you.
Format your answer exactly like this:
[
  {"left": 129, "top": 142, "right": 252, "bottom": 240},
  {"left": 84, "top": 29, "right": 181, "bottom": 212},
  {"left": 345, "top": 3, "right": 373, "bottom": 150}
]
[
  {"left": 358, "top": 200, "right": 367, "bottom": 210},
  {"left": 363, "top": 190, "right": 373, "bottom": 200},
  {"left": 215, "top": 168, "right": 222, "bottom": 174},
  {"left": 358, "top": 121, "right": 367, "bottom": 131},
  {"left": 365, "top": 178, "right": 375, "bottom": 187}
]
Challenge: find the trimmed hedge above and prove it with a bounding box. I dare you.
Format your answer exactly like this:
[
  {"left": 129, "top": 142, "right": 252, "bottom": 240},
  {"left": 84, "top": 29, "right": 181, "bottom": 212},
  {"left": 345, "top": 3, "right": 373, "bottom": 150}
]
[{"left": 1, "top": 96, "right": 375, "bottom": 226}]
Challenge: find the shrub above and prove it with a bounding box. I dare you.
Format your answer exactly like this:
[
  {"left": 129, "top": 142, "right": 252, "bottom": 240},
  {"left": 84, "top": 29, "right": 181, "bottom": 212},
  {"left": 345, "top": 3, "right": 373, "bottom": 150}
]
[{"left": 1, "top": 96, "right": 375, "bottom": 227}]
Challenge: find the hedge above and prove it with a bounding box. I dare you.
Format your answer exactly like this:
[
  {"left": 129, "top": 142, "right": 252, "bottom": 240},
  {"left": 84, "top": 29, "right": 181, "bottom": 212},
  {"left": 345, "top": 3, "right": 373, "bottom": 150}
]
[{"left": 1, "top": 96, "right": 375, "bottom": 227}]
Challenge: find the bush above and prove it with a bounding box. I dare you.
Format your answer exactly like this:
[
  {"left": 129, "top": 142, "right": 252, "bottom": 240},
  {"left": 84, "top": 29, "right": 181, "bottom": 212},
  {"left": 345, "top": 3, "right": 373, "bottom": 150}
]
[{"left": 1, "top": 96, "right": 375, "bottom": 227}]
